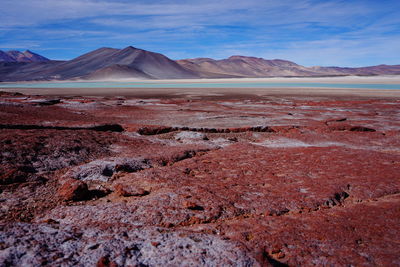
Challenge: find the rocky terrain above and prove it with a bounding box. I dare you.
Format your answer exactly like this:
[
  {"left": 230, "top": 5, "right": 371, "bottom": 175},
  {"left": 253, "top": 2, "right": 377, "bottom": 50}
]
[
  {"left": 1, "top": 46, "right": 400, "bottom": 81},
  {"left": 1, "top": 90, "right": 400, "bottom": 266}
]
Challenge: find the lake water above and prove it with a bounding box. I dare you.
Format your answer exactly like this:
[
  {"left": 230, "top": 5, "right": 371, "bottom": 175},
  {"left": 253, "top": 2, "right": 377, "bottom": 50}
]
[{"left": 0, "top": 81, "right": 399, "bottom": 90}]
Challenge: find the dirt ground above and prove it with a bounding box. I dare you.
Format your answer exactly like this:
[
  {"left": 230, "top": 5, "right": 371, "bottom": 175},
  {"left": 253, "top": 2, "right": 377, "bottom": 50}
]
[{"left": 1, "top": 88, "right": 399, "bottom": 266}]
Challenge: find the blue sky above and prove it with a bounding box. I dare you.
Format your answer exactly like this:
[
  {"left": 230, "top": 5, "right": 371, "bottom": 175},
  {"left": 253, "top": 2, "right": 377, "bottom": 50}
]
[{"left": 1, "top": 0, "right": 399, "bottom": 66}]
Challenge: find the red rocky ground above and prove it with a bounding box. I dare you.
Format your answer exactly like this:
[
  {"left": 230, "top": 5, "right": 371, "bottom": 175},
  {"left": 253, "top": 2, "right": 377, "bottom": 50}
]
[{"left": 0, "top": 91, "right": 399, "bottom": 266}]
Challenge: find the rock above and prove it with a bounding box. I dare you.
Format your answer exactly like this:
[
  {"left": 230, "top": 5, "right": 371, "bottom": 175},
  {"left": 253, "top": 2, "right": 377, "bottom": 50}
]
[
  {"left": 183, "top": 201, "right": 204, "bottom": 211},
  {"left": 349, "top": 126, "right": 376, "bottom": 132},
  {"left": 64, "top": 158, "right": 151, "bottom": 183},
  {"left": 29, "top": 98, "right": 61, "bottom": 106},
  {"left": 0, "top": 223, "right": 258, "bottom": 266},
  {"left": 58, "top": 178, "right": 89, "bottom": 201},
  {"left": 151, "top": 241, "right": 160, "bottom": 247},
  {"left": 96, "top": 256, "right": 118, "bottom": 267},
  {"left": 175, "top": 131, "right": 207, "bottom": 141},
  {"left": 227, "top": 137, "right": 238, "bottom": 142},
  {"left": 114, "top": 184, "right": 149, "bottom": 197},
  {"left": 0, "top": 168, "right": 26, "bottom": 185},
  {"left": 90, "top": 124, "right": 124, "bottom": 132},
  {"left": 328, "top": 124, "right": 376, "bottom": 132},
  {"left": 138, "top": 126, "right": 175, "bottom": 135}
]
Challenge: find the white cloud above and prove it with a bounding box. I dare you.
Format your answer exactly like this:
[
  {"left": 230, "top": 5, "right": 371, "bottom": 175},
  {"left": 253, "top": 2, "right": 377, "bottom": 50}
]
[
  {"left": 0, "top": 0, "right": 381, "bottom": 28},
  {"left": 1, "top": 0, "right": 399, "bottom": 66},
  {"left": 216, "top": 36, "right": 400, "bottom": 67},
  {"left": 0, "top": 41, "right": 41, "bottom": 49}
]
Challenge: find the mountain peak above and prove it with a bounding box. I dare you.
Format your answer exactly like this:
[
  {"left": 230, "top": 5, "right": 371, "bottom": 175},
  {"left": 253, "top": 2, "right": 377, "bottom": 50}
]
[
  {"left": 0, "top": 50, "right": 15, "bottom": 62},
  {"left": 122, "top": 46, "right": 140, "bottom": 52},
  {"left": 23, "top": 50, "right": 38, "bottom": 56},
  {"left": 0, "top": 50, "right": 49, "bottom": 62}
]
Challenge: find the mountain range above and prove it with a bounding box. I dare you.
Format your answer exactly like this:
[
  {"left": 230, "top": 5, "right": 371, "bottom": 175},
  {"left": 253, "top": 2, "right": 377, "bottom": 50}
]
[{"left": 0, "top": 46, "right": 399, "bottom": 81}]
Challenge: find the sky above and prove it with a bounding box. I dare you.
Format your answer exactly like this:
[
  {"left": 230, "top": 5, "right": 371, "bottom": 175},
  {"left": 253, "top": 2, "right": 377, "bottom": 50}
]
[{"left": 1, "top": 0, "right": 399, "bottom": 67}]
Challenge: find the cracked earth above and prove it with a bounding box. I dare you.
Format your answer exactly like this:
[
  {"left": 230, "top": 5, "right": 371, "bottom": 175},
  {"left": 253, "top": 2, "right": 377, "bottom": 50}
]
[{"left": 1, "top": 91, "right": 400, "bottom": 266}]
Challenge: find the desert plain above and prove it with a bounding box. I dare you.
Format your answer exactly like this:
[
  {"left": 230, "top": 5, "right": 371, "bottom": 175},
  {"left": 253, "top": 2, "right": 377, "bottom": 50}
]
[{"left": 1, "top": 77, "right": 400, "bottom": 266}]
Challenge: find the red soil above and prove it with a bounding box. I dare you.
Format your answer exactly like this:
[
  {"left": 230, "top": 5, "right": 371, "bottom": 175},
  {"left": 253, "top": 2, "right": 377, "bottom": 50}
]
[{"left": 1, "top": 91, "right": 399, "bottom": 266}]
